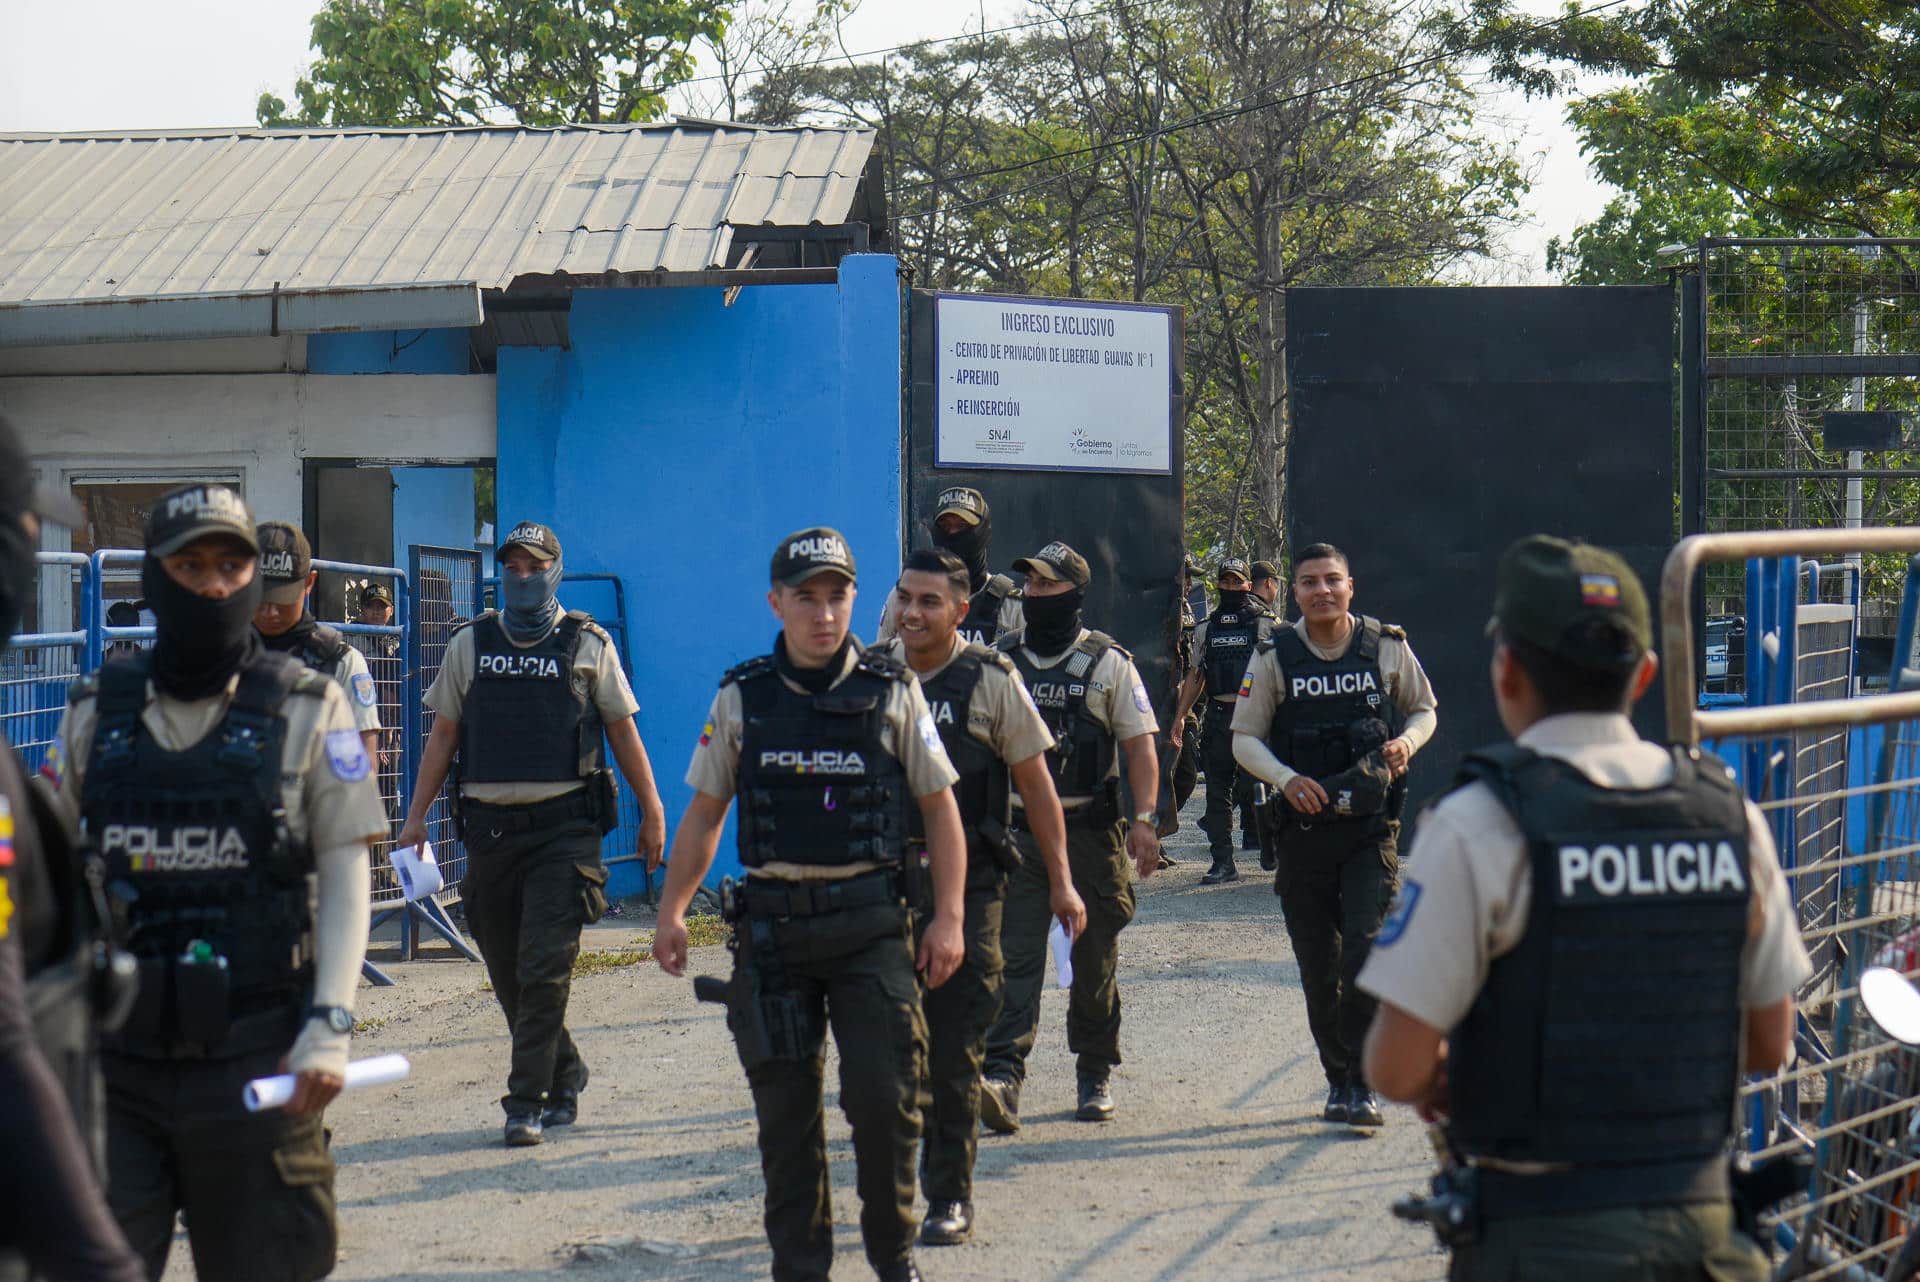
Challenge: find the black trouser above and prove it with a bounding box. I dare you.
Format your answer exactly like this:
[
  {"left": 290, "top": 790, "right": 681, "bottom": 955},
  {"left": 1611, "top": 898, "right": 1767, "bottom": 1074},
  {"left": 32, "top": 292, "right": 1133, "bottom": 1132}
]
[
  {"left": 103, "top": 1048, "right": 336, "bottom": 1282},
  {"left": 1272, "top": 819, "right": 1399, "bottom": 1088},
  {"left": 985, "top": 817, "right": 1135, "bottom": 1084},
  {"left": 461, "top": 804, "right": 607, "bottom": 1115},
  {"left": 1198, "top": 700, "right": 1257, "bottom": 854},
  {"left": 917, "top": 887, "right": 1005, "bottom": 1205},
  {"left": 728, "top": 899, "right": 926, "bottom": 1282}
]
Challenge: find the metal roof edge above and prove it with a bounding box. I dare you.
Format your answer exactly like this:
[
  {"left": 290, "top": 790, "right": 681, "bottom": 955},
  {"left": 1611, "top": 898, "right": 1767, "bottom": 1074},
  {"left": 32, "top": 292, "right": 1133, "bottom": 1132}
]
[
  {"left": 0, "top": 122, "right": 878, "bottom": 143},
  {"left": 0, "top": 280, "right": 483, "bottom": 349}
]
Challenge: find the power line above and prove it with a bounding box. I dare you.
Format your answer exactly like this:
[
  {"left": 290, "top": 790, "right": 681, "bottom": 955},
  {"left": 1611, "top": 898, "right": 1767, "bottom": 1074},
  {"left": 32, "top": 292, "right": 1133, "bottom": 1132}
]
[{"left": 890, "top": 0, "right": 1634, "bottom": 222}]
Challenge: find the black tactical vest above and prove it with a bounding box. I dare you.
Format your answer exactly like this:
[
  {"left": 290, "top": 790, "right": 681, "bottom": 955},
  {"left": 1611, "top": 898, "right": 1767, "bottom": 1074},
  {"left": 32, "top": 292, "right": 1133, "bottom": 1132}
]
[
  {"left": 300, "top": 623, "right": 349, "bottom": 669},
  {"left": 959, "top": 575, "right": 1017, "bottom": 649},
  {"left": 1001, "top": 630, "right": 1120, "bottom": 800},
  {"left": 81, "top": 653, "right": 320, "bottom": 1059},
  {"left": 732, "top": 649, "right": 912, "bottom": 869},
  {"left": 1202, "top": 607, "right": 1273, "bottom": 702},
  {"left": 1265, "top": 616, "right": 1404, "bottom": 778},
  {"left": 458, "top": 611, "right": 605, "bottom": 785},
  {"left": 911, "top": 645, "right": 1016, "bottom": 886},
  {"left": 1448, "top": 744, "right": 1752, "bottom": 1196}
]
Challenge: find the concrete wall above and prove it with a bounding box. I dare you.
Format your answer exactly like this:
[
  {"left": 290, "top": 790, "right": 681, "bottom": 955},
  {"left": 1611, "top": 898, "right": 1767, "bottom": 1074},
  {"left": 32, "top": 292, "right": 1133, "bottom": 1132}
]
[{"left": 497, "top": 253, "right": 904, "bottom": 892}]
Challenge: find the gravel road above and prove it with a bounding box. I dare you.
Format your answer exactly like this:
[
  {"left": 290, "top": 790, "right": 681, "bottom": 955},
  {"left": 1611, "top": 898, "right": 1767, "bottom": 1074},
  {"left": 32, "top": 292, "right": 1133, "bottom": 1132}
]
[{"left": 163, "top": 794, "right": 1448, "bottom": 1281}]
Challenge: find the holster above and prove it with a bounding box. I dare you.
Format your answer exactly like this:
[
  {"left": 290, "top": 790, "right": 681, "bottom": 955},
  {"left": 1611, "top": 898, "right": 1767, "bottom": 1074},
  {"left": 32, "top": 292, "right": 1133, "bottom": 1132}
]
[
  {"left": 586, "top": 767, "right": 619, "bottom": 836},
  {"left": 978, "top": 813, "right": 1021, "bottom": 874},
  {"left": 712, "top": 901, "right": 818, "bottom": 1065}
]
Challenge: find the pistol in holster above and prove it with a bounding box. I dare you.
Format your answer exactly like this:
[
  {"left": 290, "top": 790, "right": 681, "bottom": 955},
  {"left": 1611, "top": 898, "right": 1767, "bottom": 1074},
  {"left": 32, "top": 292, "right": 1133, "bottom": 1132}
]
[
  {"left": 586, "top": 767, "right": 619, "bottom": 836},
  {"left": 978, "top": 814, "right": 1022, "bottom": 875},
  {"left": 1391, "top": 1162, "right": 1479, "bottom": 1249},
  {"left": 696, "top": 882, "right": 816, "bottom": 1064},
  {"left": 903, "top": 841, "right": 934, "bottom": 918}
]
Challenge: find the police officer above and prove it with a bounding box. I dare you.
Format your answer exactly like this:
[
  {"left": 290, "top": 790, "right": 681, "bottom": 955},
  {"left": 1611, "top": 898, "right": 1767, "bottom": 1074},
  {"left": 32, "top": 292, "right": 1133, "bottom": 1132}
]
[
  {"left": 0, "top": 414, "right": 145, "bottom": 1282},
  {"left": 1169, "top": 558, "right": 1275, "bottom": 884},
  {"left": 877, "top": 488, "right": 1023, "bottom": 646},
  {"left": 653, "top": 527, "right": 967, "bottom": 1282},
  {"left": 1249, "top": 559, "right": 1282, "bottom": 612},
  {"left": 349, "top": 584, "right": 401, "bottom": 660},
  {"left": 1230, "top": 541, "right": 1436, "bottom": 1129},
  {"left": 1245, "top": 560, "right": 1284, "bottom": 869},
  {"left": 979, "top": 542, "right": 1161, "bottom": 1131},
  {"left": 1359, "top": 535, "right": 1810, "bottom": 1279},
  {"left": 397, "top": 520, "right": 667, "bottom": 1147},
  {"left": 253, "top": 523, "right": 383, "bottom": 766},
  {"left": 50, "top": 482, "right": 384, "bottom": 1282},
  {"left": 881, "top": 548, "right": 1087, "bottom": 1247}
]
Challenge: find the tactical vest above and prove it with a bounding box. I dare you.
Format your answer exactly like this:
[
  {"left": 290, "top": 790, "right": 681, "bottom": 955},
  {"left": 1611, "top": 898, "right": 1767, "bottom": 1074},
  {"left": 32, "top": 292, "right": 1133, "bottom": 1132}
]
[
  {"left": 80, "top": 653, "right": 320, "bottom": 1060},
  {"left": 458, "top": 611, "right": 605, "bottom": 785},
  {"left": 911, "top": 645, "right": 1017, "bottom": 887},
  {"left": 959, "top": 574, "right": 1017, "bottom": 649},
  {"left": 1265, "top": 616, "right": 1404, "bottom": 778},
  {"left": 299, "top": 622, "right": 348, "bottom": 669},
  {"left": 732, "top": 649, "right": 912, "bottom": 869},
  {"left": 1448, "top": 744, "right": 1751, "bottom": 1201},
  {"left": 1001, "top": 630, "right": 1120, "bottom": 801},
  {"left": 1202, "top": 608, "right": 1273, "bottom": 702}
]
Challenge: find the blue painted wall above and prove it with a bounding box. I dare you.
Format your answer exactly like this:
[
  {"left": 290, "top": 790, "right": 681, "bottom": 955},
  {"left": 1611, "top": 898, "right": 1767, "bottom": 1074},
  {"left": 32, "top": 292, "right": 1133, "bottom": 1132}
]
[
  {"left": 497, "top": 254, "right": 905, "bottom": 895},
  {"left": 392, "top": 467, "right": 476, "bottom": 570},
  {"left": 309, "top": 328, "right": 471, "bottom": 375}
]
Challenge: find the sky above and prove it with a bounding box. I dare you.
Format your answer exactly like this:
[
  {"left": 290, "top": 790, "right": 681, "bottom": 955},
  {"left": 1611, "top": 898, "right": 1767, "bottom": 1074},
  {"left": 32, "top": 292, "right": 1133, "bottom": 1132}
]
[{"left": 0, "top": 0, "right": 1616, "bottom": 282}]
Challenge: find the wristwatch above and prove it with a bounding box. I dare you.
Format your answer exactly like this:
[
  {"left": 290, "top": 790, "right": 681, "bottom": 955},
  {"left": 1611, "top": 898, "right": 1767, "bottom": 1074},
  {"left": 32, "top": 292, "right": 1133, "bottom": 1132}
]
[
  {"left": 1130, "top": 810, "right": 1157, "bottom": 826},
  {"left": 309, "top": 1005, "right": 354, "bottom": 1035}
]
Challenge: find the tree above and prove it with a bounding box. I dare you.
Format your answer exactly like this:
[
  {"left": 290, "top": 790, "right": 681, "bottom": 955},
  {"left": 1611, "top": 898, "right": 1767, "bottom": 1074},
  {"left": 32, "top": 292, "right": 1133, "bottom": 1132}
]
[{"left": 258, "top": 0, "right": 729, "bottom": 127}]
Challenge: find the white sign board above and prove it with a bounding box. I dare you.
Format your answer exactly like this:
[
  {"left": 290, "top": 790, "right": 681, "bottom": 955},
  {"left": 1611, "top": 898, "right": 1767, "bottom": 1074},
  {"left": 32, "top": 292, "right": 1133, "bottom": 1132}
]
[{"left": 934, "top": 294, "right": 1173, "bottom": 474}]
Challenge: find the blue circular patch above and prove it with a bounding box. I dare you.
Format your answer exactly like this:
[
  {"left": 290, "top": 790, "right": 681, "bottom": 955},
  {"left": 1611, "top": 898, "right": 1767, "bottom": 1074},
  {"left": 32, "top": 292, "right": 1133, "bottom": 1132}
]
[
  {"left": 351, "top": 672, "right": 377, "bottom": 707},
  {"left": 1374, "top": 880, "right": 1422, "bottom": 949}
]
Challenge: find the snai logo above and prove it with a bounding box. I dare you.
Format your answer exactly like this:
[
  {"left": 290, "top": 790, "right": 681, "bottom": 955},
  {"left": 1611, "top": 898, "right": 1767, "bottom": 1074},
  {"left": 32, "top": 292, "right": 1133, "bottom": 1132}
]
[
  {"left": 760, "top": 749, "right": 866, "bottom": 775},
  {"left": 479, "top": 654, "right": 563, "bottom": 679},
  {"left": 104, "top": 824, "right": 251, "bottom": 871}
]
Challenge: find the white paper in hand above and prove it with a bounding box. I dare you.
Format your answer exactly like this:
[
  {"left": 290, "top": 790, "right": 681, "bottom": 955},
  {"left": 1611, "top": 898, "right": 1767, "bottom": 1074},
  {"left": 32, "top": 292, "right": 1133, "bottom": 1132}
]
[
  {"left": 243, "top": 1053, "right": 413, "bottom": 1112},
  {"left": 1049, "top": 918, "right": 1074, "bottom": 988},
  {"left": 389, "top": 841, "right": 443, "bottom": 902}
]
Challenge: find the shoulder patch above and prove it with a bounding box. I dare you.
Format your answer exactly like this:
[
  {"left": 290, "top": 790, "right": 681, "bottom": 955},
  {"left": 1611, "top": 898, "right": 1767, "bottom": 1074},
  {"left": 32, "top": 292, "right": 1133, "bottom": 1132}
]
[
  {"left": 350, "top": 671, "right": 378, "bottom": 707},
  {"left": 1374, "top": 881, "right": 1421, "bottom": 948},
  {"left": 721, "top": 655, "right": 776, "bottom": 688},
  {"left": 325, "top": 728, "right": 371, "bottom": 782}
]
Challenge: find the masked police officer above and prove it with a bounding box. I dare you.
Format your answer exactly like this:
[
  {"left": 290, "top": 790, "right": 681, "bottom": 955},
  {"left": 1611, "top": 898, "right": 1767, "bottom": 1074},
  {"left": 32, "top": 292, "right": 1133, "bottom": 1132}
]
[
  {"left": 1231, "top": 542, "right": 1436, "bottom": 1130},
  {"left": 877, "top": 488, "right": 1023, "bottom": 647},
  {"left": 881, "top": 548, "right": 1087, "bottom": 1247},
  {"left": 653, "top": 527, "right": 967, "bottom": 1282},
  {"left": 1170, "top": 558, "right": 1275, "bottom": 884},
  {"left": 979, "top": 542, "right": 1161, "bottom": 1131},
  {"left": 0, "top": 415, "right": 145, "bottom": 1282},
  {"left": 253, "top": 523, "right": 383, "bottom": 767},
  {"left": 1359, "top": 535, "right": 1811, "bottom": 1280},
  {"left": 48, "top": 482, "right": 383, "bottom": 1282},
  {"left": 397, "top": 521, "right": 667, "bottom": 1147}
]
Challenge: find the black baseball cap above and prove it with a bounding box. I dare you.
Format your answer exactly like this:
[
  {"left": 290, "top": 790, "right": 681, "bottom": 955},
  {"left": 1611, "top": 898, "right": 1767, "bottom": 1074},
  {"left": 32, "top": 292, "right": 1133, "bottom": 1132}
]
[
  {"left": 1250, "top": 560, "right": 1280, "bottom": 583},
  {"left": 1013, "top": 541, "right": 1092, "bottom": 588},
  {"left": 360, "top": 583, "right": 393, "bottom": 607},
  {"left": 498, "top": 521, "right": 562, "bottom": 560},
  {"left": 0, "top": 414, "right": 85, "bottom": 530},
  {"left": 933, "top": 487, "right": 988, "bottom": 526},
  {"left": 145, "top": 484, "right": 258, "bottom": 558},
  {"left": 1488, "top": 534, "right": 1652, "bottom": 667},
  {"left": 256, "top": 521, "right": 314, "bottom": 605},
  {"left": 1217, "top": 557, "right": 1252, "bottom": 585},
  {"left": 771, "top": 527, "right": 857, "bottom": 586}
]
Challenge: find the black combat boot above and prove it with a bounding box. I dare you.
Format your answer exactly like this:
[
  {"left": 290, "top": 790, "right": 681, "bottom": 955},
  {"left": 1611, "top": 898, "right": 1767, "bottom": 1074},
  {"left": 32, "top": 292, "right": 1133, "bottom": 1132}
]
[
  {"left": 1348, "top": 1085, "right": 1385, "bottom": 1130},
  {"left": 1075, "top": 1074, "right": 1115, "bottom": 1122},
  {"left": 920, "top": 1200, "right": 974, "bottom": 1245},
  {"left": 979, "top": 1076, "right": 1021, "bottom": 1134},
  {"left": 876, "top": 1259, "right": 925, "bottom": 1282},
  {"left": 1200, "top": 854, "right": 1239, "bottom": 884},
  {"left": 504, "top": 1112, "right": 544, "bottom": 1147},
  {"left": 1321, "top": 1081, "right": 1349, "bottom": 1123}
]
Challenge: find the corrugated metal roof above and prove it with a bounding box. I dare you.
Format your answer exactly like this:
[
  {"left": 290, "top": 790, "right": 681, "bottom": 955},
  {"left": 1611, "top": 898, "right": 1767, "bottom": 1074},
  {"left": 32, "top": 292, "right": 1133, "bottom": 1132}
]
[{"left": 0, "top": 123, "right": 880, "bottom": 306}]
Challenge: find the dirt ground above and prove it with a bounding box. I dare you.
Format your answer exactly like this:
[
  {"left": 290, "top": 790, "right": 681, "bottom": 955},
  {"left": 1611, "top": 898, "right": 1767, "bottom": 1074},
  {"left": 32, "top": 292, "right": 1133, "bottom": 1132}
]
[{"left": 162, "top": 794, "right": 1450, "bottom": 1282}]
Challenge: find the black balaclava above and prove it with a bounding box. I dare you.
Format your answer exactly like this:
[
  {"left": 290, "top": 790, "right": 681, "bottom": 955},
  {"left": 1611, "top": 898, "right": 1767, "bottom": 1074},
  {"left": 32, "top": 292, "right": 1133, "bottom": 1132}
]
[
  {"left": 143, "top": 554, "right": 263, "bottom": 700},
  {"left": 931, "top": 507, "right": 991, "bottom": 592},
  {"left": 501, "top": 555, "right": 564, "bottom": 641},
  {"left": 260, "top": 608, "right": 321, "bottom": 655},
  {"left": 1216, "top": 588, "right": 1251, "bottom": 615},
  {"left": 1022, "top": 587, "right": 1084, "bottom": 656},
  {"left": 774, "top": 631, "right": 853, "bottom": 695}
]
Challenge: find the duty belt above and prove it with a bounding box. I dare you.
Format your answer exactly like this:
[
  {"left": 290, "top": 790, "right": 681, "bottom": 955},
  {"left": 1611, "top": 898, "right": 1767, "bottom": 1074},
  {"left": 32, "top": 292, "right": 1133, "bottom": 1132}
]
[
  {"left": 1015, "top": 780, "right": 1119, "bottom": 830},
  {"left": 462, "top": 788, "right": 597, "bottom": 833},
  {"left": 739, "top": 868, "right": 904, "bottom": 919},
  {"left": 1475, "top": 1155, "right": 1729, "bottom": 1218}
]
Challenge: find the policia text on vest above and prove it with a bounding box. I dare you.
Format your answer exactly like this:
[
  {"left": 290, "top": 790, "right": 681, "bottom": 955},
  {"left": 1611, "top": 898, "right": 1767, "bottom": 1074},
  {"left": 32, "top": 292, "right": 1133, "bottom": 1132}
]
[
  {"left": 653, "top": 527, "right": 969, "bottom": 1282},
  {"left": 50, "top": 482, "right": 387, "bottom": 1282},
  {"left": 1357, "top": 534, "right": 1811, "bottom": 1280},
  {"left": 397, "top": 520, "right": 668, "bottom": 1148}
]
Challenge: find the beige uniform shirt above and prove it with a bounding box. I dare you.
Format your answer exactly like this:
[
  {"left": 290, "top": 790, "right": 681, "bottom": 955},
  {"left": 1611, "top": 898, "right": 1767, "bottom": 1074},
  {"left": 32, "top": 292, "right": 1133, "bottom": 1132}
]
[
  {"left": 1005, "top": 628, "right": 1158, "bottom": 808},
  {"left": 1191, "top": 613, "right": 1278, "bottom": 703},
  {"left": 876, "top": 634, "right": 1056, "bottom": 767},
  {"left": 877, "top": 590, "right": 1024, "bottom": 644},
  {"left": 51, "top": 674, "right": 389, "bottom": 852},
  {"left": 315, "top": 642, "right": 382, "bottom": 737},
  {"left": 685, "top": 640, "right": 960, "bottom": 881},
  {"left": 1230, "top": 614, "right": 1438, "bottom": 787},
  {"left": 1356, "top": 712, "right": 1814, "bottom": 1033},
  {"left": 424, "top": 611, "right": 639, "bottom": 804}
]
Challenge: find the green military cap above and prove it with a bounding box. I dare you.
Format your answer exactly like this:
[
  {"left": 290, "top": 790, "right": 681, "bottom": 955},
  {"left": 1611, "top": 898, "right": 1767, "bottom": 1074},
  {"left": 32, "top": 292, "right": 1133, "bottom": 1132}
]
[
  {"left": 1249, "top": 560, "right": 1280, "bottom": 582},
  {"left": 1488, "top": 534, "right": 1652, "bottom": 666}
]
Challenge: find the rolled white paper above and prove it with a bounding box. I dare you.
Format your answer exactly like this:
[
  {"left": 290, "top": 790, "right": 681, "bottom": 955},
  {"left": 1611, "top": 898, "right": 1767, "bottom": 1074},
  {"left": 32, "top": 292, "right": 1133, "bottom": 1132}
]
[
  {"left": 1049, "top": 918, "right": 1074, "bottom": 989},
  {"left": 243, "top": 1053, "right": 413, "bottom": 1112},
  {"left": 389, "top": 841, "right": 444, "bottom": 902}
]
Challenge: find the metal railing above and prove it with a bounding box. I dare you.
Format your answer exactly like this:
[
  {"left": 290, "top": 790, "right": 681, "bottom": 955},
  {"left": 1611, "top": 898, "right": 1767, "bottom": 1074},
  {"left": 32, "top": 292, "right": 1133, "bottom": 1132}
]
[{"left": 1665, "top": 529, "right": 1920, "bottom": 1280}]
